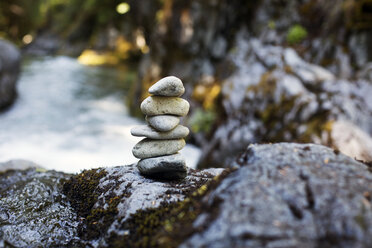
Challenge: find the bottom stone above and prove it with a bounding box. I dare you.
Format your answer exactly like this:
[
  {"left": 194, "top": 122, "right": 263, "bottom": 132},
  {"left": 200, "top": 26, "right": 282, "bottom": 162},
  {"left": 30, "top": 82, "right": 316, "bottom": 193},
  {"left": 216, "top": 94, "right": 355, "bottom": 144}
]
[{"left": 137, "top": 153, "right": 187, "bottom": 180}]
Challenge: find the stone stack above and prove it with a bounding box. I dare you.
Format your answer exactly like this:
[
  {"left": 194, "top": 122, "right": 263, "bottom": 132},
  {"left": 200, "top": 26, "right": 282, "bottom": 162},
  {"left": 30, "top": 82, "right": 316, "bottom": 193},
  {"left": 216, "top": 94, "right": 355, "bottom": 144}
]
[{"left": 131, "top": 76, "right": 190, "bottom": 180}]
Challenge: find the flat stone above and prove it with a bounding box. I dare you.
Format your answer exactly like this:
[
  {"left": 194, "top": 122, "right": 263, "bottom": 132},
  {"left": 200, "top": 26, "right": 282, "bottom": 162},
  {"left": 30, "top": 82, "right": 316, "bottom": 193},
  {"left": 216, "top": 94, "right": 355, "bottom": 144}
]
[
  {"left": 140, "top": 96, "right": 189, "bottom": 116},
  {"left": 146, "top": 115, "right": 180, "bottom": 132},
  {"left": 131, "top": 125, "right": 189, "bottom": 139},
  {"left": 137, "top": 153, "right": 187, "bottom": 180},
  {"left": 132, "top": 138, "right": 186, "bottom": 159},
  {"left": 149, "top": 76, "right": 185, "bottom": 97}
]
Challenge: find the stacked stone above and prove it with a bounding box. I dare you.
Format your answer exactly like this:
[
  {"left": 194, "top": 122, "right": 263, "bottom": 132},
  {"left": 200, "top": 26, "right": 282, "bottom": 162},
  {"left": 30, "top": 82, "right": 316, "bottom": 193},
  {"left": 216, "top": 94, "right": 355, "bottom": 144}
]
[{"left": 131, "top": 76, "right": 190, "bottom": 180}]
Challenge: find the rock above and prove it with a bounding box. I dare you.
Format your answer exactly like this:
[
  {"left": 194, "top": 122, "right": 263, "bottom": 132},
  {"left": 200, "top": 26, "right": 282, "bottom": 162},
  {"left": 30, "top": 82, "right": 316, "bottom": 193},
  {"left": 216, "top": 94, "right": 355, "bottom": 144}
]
[
  {"left": 0, "top": 159, "right": 44, "bottom": 172},
  {"left": 140, "top": 96, "right": 190, "bottom": 116},
  {"left": 133, "top": 76, "right": 190, "bottom": 179},
  {"left": 0, "top": 39, "right": 21, "bottom": 110},
  {"left": 2, "top": 143, "right": 371, "bottom": 247},
  {"left": 62, "top": 165, "right": 224, "bottom": 246},
  {"left": 198, "top": 34, "right": 372, "bottom": 168},
  {"left": 132, "top": 138, "right": 186, "bottom": 159},
  {"left": 146, "top": 115, "right": 180, "bottom": 132},
  {"left": 331, "top": 120, "right": 372, "bottom": 162},
  {"left": 0, "top": 168, "right": 78, "bottom": 247},
  {"left": 131, "top": 125, "right": 189, "bottom": 139},
  {"left": 149, "top": 76, "right": 185, "bottom": 97},
  {"left": 181, "top": 143, "right": 372, "bottom": 248},
  {"left": 137, "top": 153, "right": 187, "bottom": 180},
  {"left": 0, "top": 161, "right": 224, "bottom": 247}
]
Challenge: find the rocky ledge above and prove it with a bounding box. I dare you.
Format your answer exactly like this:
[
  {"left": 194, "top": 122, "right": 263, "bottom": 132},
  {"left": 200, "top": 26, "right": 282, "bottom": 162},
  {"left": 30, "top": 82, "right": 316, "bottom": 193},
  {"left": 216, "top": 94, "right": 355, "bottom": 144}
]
[{"left": 1, "top": 143, "right": 371, "bottom": 247}]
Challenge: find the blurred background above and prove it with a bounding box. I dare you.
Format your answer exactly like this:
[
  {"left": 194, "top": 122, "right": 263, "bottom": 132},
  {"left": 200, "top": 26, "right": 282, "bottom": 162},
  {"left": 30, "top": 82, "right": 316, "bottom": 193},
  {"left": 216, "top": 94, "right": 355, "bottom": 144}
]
[{"left": 0, "top": 0, "right": 371, "bottom": 172}]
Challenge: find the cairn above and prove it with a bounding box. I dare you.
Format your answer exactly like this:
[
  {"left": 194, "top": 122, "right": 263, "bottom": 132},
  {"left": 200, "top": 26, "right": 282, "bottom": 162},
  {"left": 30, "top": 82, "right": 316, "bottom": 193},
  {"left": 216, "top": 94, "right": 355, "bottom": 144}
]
[{"left": 131, "top": 76, "right": 189, "bottom": 179}]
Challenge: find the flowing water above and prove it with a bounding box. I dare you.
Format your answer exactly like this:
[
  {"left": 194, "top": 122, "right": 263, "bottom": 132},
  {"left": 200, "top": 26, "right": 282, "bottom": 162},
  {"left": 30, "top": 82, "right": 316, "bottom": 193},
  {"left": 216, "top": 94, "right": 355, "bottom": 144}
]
[{"left": 0, "top": 56, "right": 200, "bottom": 173}]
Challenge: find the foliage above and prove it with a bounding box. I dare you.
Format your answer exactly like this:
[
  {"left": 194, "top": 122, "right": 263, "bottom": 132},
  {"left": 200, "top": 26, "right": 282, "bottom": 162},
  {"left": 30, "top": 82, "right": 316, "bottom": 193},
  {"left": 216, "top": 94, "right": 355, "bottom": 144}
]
[
  {"left": 268, "top": 20, "right": 276, "bottom": 29},
  {"left": 189, "top": 108, "right": 217, "bottom": 134},
  {"left": 0, "top": 0, "right": 133, "bottom": 45},
  {"left": 0, "top": 0, "right": 45, "bottom": 43},
  {"left": 286, "top": 24, "right": 308, "bottom": 45}
]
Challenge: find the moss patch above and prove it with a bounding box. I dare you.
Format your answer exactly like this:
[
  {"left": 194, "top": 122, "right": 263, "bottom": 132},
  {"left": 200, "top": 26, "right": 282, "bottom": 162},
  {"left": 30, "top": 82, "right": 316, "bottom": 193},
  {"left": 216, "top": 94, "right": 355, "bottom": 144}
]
[
  {"left": 286, "top": 24, "right": 308, "bottom": 45},
  {"left": 107, "top": 169, "right": 233, "bottom": 248},
  {"left": 63, "top": 169, "right": 107, "bottom": 217},
  {"left": 63, "top": 168, "right": 115, "bottom": 240}
]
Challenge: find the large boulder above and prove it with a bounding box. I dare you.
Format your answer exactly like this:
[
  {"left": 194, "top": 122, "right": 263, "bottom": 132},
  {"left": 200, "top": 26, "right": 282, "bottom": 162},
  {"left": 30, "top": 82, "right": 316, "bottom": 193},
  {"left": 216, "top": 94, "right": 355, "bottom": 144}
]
[
  {"left": 0, "top": 163, "right": 223, "bottom": 247},
  {"left": 198, "top": 35, "right": 372, "bottom": 167},
  {"left": 0, "top": 39, "right": 21, "bottom": 110},
  {"left": 182, "top": 143, "right": 372, "bottom": 248},
  {"left": 1, "top": 143, "right": 371, "bottom": 247}
]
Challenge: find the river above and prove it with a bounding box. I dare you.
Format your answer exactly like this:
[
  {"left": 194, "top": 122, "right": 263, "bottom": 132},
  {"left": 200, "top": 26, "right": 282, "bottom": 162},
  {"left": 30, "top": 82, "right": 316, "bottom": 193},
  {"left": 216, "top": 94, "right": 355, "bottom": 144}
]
[{"left": 0, "top": 56, "right": 200, "bottom": 173}]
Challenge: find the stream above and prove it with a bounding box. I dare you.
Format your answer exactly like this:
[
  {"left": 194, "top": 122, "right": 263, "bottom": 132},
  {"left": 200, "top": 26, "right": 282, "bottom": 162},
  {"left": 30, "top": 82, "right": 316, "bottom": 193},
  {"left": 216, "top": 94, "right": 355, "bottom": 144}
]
[{"left": 0, "top": 56, "right": 200, "bottom": 173}]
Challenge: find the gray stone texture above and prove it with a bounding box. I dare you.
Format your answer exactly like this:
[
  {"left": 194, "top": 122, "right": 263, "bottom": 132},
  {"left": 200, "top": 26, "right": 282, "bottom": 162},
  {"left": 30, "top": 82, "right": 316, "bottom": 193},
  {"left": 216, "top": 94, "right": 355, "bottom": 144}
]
[
  {"left": 146, "top": 115, "right": 180, "bottom": 132},
  {"left": 131, "top": 125, "right": 189, "bottom": 140},
  {"left": 137, "top": 153, "right": 187, "bottom": 179},
  {"left": 149, "top": 76, "right": 185, "bottom": 97},
  {"left": 181, "top": 143, "right": 372, "bottom": 248},
  {"left": 140, "top": 96, "right": 190, "bottom": 116},
  {"left": 132, "top": 138, "right": 186, "bottom": 159}
]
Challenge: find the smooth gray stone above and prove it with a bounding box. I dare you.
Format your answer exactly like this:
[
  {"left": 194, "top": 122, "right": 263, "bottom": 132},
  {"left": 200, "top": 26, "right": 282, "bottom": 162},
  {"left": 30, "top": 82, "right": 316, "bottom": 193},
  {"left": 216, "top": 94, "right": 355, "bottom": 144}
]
[
  {"left": 132, "top": 138, "right": 186, "bottom": 159},
  {"left": 149, "top": 76, "right": 185, "bottom": 97},
  {"left": 131, "top": 125, "right": 189, "bottom": 139},
  {"left": 146, "top": 115, "right": 180, "bottom": 132},
  {"left": 137, "top": 153, "right": 187, "bottom": 180},
  {"left": 140, "top": 96, "right": 190, "bottom": 116}
]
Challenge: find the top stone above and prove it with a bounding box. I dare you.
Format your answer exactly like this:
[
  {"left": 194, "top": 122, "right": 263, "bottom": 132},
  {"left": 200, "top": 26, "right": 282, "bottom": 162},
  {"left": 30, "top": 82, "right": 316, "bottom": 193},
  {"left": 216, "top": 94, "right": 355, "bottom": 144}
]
[{"left": 149, "top": 76, "right": 185, "bottom": 97}]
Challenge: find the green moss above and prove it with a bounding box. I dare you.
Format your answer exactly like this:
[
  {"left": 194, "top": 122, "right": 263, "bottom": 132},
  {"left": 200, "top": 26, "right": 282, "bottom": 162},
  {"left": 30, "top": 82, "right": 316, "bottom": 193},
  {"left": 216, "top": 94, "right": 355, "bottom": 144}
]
[
  {"left": 62, "top": 167, "right": 233, "bottom": 247},
  {"left": 355, "top": 214, "right": 367, "bottom": 231},
  {"left": 63, "top": 169, "right": 106, "bottom": 217},
  {"left": 248, "top": 71, "right": 332, "bottom": 144},
  {"left": 268, "top": 20, "right": 276, "bottom": 29},
  {"left": 286, "top": 24, "right": 308, "bottom": 45},
  {"left": 107, "top": 169, "right": 233, "bottom": 248},
  {"left": 63, "top": 168, "right": 115, "bottom": 239},
  {"left": 189, "top": 108, "right": 217, "bottom": 134},
  {"left": 83, "top": 194, "right": 122, "bottom": 239}
]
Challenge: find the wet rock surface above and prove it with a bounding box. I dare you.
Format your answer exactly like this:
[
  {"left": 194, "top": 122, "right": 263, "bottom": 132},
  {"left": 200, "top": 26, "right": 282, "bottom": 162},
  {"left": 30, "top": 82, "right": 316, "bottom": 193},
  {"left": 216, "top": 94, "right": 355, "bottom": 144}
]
[
  {"left": 0, "top": 168, "right": 78, "bottom": 247},
  {"left": 1, "top": 143, "right": 371, "bottom": 247},
  {"left": 0, "top": 39, "right": 21, "bottom": 110}
]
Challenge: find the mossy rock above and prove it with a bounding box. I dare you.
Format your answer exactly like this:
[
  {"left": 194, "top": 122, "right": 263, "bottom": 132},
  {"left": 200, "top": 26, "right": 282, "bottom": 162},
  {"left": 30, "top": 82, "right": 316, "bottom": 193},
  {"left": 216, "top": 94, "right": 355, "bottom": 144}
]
[{"left": 62, "top": 166, "right": 225, "bottom": 246}]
